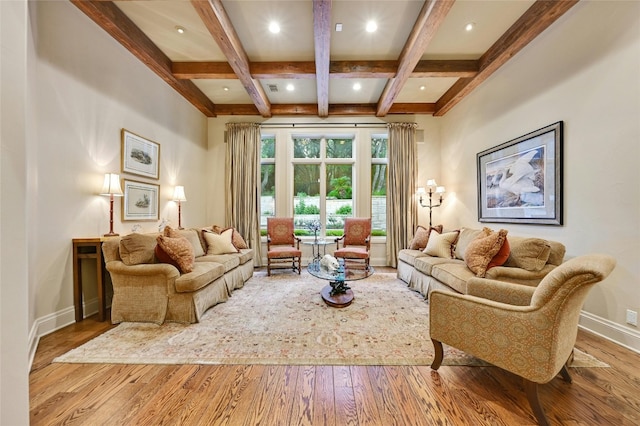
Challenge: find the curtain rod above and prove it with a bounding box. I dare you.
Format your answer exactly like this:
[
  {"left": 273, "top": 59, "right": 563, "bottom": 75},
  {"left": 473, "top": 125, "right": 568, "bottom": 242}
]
[{"left": 259, "top": 122, "right": 388, "bottom": 129}]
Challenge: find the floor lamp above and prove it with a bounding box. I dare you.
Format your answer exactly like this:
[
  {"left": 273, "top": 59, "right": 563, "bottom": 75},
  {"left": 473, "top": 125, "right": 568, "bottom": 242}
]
[
  {"left": 100, "top": 173, "right": 123, "bottom": 236},
  {"left": 417, "top": 179, "right": 446, "bottom": 227},
  {"left": 173, "top": 185, "right": 187, "bottom": 229}
]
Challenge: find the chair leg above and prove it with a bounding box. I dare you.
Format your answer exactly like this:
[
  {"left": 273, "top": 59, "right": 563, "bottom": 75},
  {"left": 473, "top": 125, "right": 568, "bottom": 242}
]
[
  {"left": 430, "top": 339, "right": 443, "bottom": 370},
  {"left": 559, "top": 364, "right": 572, "bottom": 383},
  {"left": 267, "top": 259, "right": 271, "bottom": 276},
  {"left": 524, "top": 380, "right": 550, "bottom": 426}
]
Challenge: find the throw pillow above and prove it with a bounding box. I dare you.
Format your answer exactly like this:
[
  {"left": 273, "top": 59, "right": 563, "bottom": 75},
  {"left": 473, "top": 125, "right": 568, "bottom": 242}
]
[
  {"left": 119, "top": 233, "right": 158, "bottom": 265},
  {"left": 504, "top": 238, "right": 551, "bottom": 271},
  {"left": 408, "top": 225, "right": 443, "bottom": 250},
  {"left": 154, "top": 244, "right": 180, "bottom": 270},
  {"left": 203, "top": 228, "right": 239, "bottom": 255},
  {"left": 464, "top": 228, "right": 508, "bottom": 277},
  {"left": 424, "top": 230, "right": 460, "bottom": 259},
  {"left": 487, "top": 238, "right": 511, "bottom": 269},
  {"left": 164, "top": 226, "right": 206, "bottom": 257},
  {"left": 454, "top": 227, "right": 490, "bottom": 260},
  {"left": 156, "top": 235, "right": 195, "bottom": 273},
  {"left": 211, "top": 225, "right": 249, "bottom": 250}
]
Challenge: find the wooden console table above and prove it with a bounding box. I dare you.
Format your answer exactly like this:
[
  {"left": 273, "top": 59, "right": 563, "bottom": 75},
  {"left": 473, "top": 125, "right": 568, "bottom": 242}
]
[{"left": 72, "top": 237, "right": 110, "bottom": 322}]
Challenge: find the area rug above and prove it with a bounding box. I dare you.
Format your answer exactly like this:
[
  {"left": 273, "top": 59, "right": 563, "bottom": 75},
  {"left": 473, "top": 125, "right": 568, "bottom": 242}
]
[{"left": 54, "top": 271, "right": 607, "bottom": 367}]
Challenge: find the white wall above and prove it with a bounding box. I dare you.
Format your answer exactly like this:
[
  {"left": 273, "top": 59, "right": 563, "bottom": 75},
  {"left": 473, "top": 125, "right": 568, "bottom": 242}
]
[
  {"left": 28, "top": 1, "right": 208, "bottom": 340},
  {"left": 439, "top": 1, "right": 640, "bottom": 349},
  {"left": 1, "top": 0, "right": 31, "bottom": 423}
]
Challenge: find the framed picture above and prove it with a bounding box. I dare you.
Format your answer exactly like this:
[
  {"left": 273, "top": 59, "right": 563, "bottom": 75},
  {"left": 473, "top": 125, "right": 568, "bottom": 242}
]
[
  {"left": 121, "top": 129, "right": 160, "bottom": 180},
  {"left": 477, "top": 121, "right": 563, "bottom": 225},
  {"left": 122, "top": 179, "right": 160, "bottom": 221}
]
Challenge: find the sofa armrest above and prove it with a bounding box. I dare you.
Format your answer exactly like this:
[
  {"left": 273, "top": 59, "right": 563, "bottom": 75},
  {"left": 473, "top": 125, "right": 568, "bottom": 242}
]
[
  {"left": 466, "top": 278, "right": 535, "bottom": 306},
  {"left": 105, "top": 260, "right": 180, "bottom": 279},
  {"left": 484, "top": 264, "right": 555, "bottom": 285}
]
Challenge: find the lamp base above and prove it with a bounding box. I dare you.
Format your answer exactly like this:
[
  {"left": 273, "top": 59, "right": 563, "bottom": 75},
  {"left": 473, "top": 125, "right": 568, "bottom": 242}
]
[{"left": 104, "top": 232, "right": 120, "bottom": 237}]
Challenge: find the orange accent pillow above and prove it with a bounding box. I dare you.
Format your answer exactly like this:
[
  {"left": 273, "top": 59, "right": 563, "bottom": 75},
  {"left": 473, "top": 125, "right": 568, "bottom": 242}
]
[
  {"left": 156, "top": 235, "right": 195, "bottom": 274},
  {"left": 155, "top": 244, "right": 180, "bottom": 270},
  {"left": 488, "top": 238, "right": 511, "bottom": 269},
  {"left": 464, "top": 228, "right": 508, "bottom": 277}
]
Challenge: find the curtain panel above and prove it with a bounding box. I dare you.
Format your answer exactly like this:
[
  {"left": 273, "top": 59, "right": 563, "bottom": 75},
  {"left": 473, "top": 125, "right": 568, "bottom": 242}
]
[
  {"left": 386, "top": 123, "right": 418, "bottom": 267},
  {"left": 225, "top": 122, "right": 262, "bottom": 266}
]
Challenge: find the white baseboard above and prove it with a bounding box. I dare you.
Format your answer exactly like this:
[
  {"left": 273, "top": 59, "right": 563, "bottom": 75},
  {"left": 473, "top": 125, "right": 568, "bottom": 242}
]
[
  {"left": 28, "top": 297, "right": 100, "bottom": 370},
  {"left": 579, "top": 310, "right": 640, "bottom": 354}
]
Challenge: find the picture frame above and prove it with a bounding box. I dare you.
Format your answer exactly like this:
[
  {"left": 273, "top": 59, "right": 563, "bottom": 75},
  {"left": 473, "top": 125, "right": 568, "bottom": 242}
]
[
  {"left": 122, "top": 179, "right": 160, "bottom": 222},
  {"left": 477, "top": 121, "right": 563, "bottom": 225},
  {"left": 121, "top": 129, "right": 160, "bottom": 180}
]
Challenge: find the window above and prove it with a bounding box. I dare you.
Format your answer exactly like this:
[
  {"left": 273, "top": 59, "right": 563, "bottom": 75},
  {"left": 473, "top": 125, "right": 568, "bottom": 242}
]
[
  {"left": 293, "top": 136, "right": 354, "bottom": 237},
  {"left": 371, "top": 136, "right": 388, "bottom": 236},
  {"left": 260, "top": 136, "right": 275, "bottom": 233}
]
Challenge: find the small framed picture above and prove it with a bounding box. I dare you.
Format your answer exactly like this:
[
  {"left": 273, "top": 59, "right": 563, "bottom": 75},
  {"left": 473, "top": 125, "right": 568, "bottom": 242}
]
[
  {"left": 477, "top": 121, "right": 563, "bottom": 225},
  {"left": 121, "top": 129, "right": 160, "bottom": 180},
  {"left": 122, "top": 179, "right": 160, "bottom": 221}
]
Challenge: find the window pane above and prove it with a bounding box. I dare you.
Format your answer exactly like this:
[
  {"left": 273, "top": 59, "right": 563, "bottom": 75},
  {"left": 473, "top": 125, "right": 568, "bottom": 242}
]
[
  {"left": 293, "top": 137, "right": 321, "bottom": 158},
  {"left": 371, "top": 164, "right": 387, "bottom": 236},
  {"left": 371, "top": 137, "right": 387, "bottom": 158},
  {"left": 326, "top": 138, "right": 353, "bottom": 158},
  {"left": 260, "top": 164, "right": 275, "bottom": 230},
  {"left": 326, "top": 164, "right": 352, "bottom": 235},
  {"left": 261, "top": 137, "right": 275, "bottom": 158},
  {"left": 294, "top": 164, "right": 320, "bottom": 234}
]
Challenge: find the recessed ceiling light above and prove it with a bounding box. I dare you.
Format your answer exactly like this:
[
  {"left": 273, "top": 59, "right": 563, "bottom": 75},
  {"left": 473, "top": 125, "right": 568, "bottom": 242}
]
[
  {"left": 366, "top": 21, "right": 377, "bottom": 33},
  {"left": 175, "top": 26, "right": 185, "bottom": 34},
  {"left": 335, "top": 23, "right": 343, "bottom": 32},
  {"left": 223, "top": 86, "right": 229, "bottom": 92},
  {"left": 269, "top": 22, "right": 281, "bottom": 34},
  {"left": 353, "top": 82, "right": 362, "bottom": 91},
  {"left": 286, "top": 83, "right": 294, "bottom": 91},
  {"left": 420, "top": 85, "right": 426, "bottom": 91},
  {"left": 465, "top": 22, "right": 475, "bottom": 32}
]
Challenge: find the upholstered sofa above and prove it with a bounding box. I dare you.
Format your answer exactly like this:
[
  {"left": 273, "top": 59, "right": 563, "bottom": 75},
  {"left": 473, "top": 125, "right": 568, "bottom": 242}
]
[
  {"left": 102, "top": 226, "right": 254, "bottom": 324},
  {"left": 397, "top": 227, "right": 566, "bottom": 298}
]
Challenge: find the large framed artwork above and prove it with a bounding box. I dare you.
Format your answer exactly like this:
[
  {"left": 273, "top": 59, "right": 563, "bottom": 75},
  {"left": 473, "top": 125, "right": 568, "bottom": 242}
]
[
  {"left": 122, "top": 179, "right": 160, "bottom": 221},
  {"left": 477, "top": 121, "right": 563, "bottom": 225},
  {"left": 121, "top": 129, "right": 160, "bottom": 180}
]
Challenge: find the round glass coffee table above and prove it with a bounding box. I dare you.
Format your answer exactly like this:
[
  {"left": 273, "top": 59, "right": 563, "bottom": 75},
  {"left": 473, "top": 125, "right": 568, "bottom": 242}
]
[{"left": 307, "top": 259, "right": 374, "bottom": 308}]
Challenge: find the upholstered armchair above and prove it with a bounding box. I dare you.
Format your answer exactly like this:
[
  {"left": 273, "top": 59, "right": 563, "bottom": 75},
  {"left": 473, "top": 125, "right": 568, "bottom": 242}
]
[
  {"left": 429, "top": 254, "right": 616, "bottom": 426},
  {"left": 266, "top": 217, "right": 302, "bottom": 276},
  {"left": 334, "top": 217, "right": 371, "bottom": 268}
]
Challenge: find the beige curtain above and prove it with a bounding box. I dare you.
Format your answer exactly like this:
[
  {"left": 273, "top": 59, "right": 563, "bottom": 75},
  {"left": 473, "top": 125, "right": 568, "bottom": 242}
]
[
  {"left": 225, "top": 122, "right": 262, "bottom": 266},
  {"left": 386, "top": 123, "right": 418, "bottom": 267}
]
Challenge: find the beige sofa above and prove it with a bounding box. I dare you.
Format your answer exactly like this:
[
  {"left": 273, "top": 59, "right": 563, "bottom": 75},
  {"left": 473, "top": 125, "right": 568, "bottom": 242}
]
[
  {"left": 397, "top": 227, "right": 566, "bottom": 297},
  {"left": 102, "top": 227, "right": 254, "bottom": 324}
]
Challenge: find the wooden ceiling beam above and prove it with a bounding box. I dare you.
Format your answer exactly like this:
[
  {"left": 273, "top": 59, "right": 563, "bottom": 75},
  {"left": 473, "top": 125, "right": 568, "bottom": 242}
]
[
  {"left": 434, "top": 0, "right": 579, "bottom": 116},
  {"left": 313, "top": 0, "right": 332, "bottom": 118},
  {"left": 191, "top": 0, "right": 272, "bottom": 117},
  {"left": 376, "top": 0, "right": 455, "bottom": 117},
  {"left": 70, "top": 0, "right": 217, "bottom": 117},
  {"left": 213, "top": 103, "right": 436, "bottom": 116},
  {"left": 172, "top": 59, "right": 478, "bottom": 80}
]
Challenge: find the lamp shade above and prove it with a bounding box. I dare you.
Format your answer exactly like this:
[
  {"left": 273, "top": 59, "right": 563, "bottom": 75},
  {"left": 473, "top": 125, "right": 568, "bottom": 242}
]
[
  {"left": 416, "top": 187, "right": 426, "bottom": 195},
  {"left": 100, "top": 173, "right": 123, "bottom": 196},
  {"left": 435, "top": 186, "right": 446, "bottom": 195},
  {"left": 426, "top": 179, "right": 438, "bottom": 189},
  {"left": 173, "top": 185, "right": 187, "bottom": 202}
]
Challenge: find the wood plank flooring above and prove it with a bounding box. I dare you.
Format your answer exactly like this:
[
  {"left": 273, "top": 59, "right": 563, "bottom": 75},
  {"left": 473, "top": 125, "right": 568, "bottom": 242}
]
[{"left": 30, "top": 291, "right": 640, "bottom": 425}]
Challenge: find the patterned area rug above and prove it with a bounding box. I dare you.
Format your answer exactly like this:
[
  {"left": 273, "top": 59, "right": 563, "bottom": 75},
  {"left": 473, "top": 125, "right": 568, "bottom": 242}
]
[{"left": 55, "top": 271, "right": 607, "bottom": 367}]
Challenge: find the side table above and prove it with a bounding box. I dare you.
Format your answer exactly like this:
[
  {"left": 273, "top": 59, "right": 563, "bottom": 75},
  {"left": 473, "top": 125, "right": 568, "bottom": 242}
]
[
  {"left": 302, "top": 239, "right": 333, "bottom": 263},
  {"left": 72, "top": 237, "right": 110, "bottom": 322}
]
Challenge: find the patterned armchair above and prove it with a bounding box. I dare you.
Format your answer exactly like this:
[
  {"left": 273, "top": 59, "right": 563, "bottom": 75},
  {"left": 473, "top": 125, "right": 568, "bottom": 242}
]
[
  {"left": 334, "top": 217, "right": 371, "bottom": 268},
  {"left": 266, "top": 217, "right": 302, "bottom": 276},
  {"left": 429, "top": 254, "right": 616, "bottom": 426}
]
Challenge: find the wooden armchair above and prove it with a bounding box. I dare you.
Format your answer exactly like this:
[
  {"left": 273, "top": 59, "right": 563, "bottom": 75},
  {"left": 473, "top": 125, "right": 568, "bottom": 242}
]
[
  {"left": 429, "top": 254, "right": 616, "bottom": 426},
  {"left": 266, "top": 217, "right": 302, "bottom": 276},
  {"left": 334, "top": 217, "right": 371, "bottom": 269}
]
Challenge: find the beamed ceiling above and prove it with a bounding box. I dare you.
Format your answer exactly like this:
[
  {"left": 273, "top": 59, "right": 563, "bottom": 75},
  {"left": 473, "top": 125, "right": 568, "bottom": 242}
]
[{"left": 71, "top": 0, "right": 578, "bottom": 118}]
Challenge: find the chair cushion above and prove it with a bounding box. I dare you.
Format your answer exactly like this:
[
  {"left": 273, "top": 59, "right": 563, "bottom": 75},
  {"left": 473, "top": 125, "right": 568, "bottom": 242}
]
[
  {"left": 334, "top": 247, "right": 369, "bottom": 259},
  {"left": 267, "top": 246, "right": 302, "bottom": 259}
]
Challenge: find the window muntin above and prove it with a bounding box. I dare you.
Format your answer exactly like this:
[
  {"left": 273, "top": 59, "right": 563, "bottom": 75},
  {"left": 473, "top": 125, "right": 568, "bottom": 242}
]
[
  {"left": 371, "top": 136, "right": 388, "bottom": 236},
  {"left": 260, "top": 136, "right": 276, "bottom": 232}
]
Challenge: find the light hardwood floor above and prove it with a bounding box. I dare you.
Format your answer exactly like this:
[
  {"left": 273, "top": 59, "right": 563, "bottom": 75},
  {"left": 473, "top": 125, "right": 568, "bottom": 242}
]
[{"left": 30, "top": 280, "right": 640, "bottom": 425}]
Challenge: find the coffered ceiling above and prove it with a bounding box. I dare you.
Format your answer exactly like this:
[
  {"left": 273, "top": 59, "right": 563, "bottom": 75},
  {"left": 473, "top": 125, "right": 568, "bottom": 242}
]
[{"left": 71, "top": 0, "right": 578, "bottom": 118}]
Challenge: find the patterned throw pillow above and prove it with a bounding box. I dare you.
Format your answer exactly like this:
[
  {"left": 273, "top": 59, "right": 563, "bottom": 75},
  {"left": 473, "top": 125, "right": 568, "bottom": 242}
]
[
  {"left": 156, "top": 235, "right": 195, "bottom": 273},
  {"left": 203, "top": 229, "right": 239, "bottom": 255},
  {"left": 423, "top": 230, "right": 460, "bottom": 259},
  {"left": 464, "top": 228, "right": 509, "bottom": 277},
  {"left": 164, "top": 226, "right": 206, "bottom": 257},
  {"left": 408, "top": 225, "right": 443, "bottom": 250}
]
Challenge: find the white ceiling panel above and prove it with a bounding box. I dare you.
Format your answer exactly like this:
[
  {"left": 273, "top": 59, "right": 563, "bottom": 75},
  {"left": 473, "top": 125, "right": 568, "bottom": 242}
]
[
  {"left": 260, "top": 79, "right": 318, "bottom": 104},
  {"left": 329, "top": 78, "right": 388, "bottom": 104},
  {"left": 192, "top": 79, "right": 253, "bottom": 104},
  {"left": 396, "top": 77, "right": 459, "bottom": 103}
]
